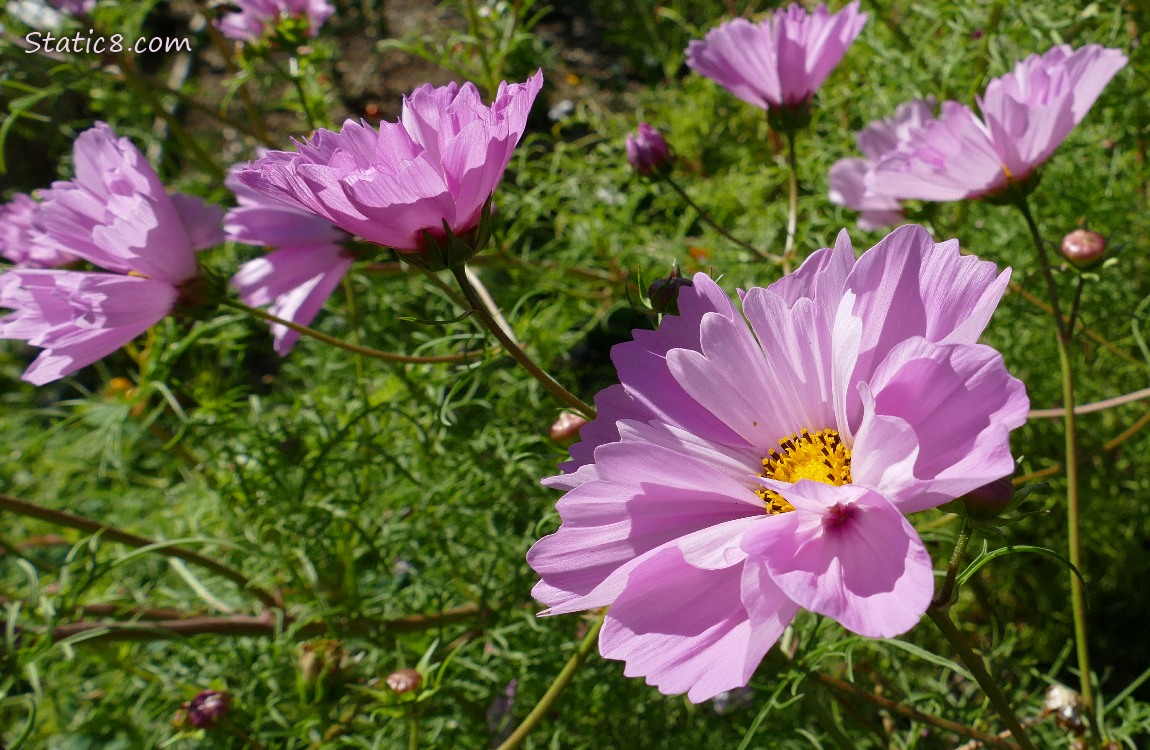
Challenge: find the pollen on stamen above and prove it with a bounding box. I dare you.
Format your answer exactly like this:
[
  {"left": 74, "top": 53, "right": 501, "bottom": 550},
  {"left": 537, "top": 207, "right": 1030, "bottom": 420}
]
[{"left": 756, "top": 428, "right": 852, "bottom": 515}]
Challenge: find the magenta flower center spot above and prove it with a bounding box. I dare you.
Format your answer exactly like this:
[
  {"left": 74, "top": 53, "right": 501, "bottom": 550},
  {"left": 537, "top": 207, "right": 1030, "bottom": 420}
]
[
  {"left": 758, "top": 428, "right": 852, "bottom": 514},
  {"left": 823, "top": 502, "right": 858, "bottom": 532}
]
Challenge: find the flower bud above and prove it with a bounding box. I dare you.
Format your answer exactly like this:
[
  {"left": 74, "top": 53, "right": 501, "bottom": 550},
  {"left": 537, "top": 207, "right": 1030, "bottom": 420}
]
[
  {"left": 549, "top": 412, "right": 588, "bottom": 446},
  {"left": 1044, "top": 684, "right": 1086, "bottom": 735},
  {"left": 184, "top": 690, "right": 230, "bottom": 729},
  {"left": 958, "top": 477, "right": 1015, "bottom": 520},
  {"left": 297, "top": 639, "right": 345, "bottom": 703},
  {"left": 647, "top": 266, "right": 693, "bottom": 316},
  {"left": 1061, "top": 229, "right": 1106, "bottom": 269},
  {"left": 386, "top": 667, "right": 423, "bottom": 695},
  {"left": 626, "top": 123, "right": 673, "bottom": 177}
]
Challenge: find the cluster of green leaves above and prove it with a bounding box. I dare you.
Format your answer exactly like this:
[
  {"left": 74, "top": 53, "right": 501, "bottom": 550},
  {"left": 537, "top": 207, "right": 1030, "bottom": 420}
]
[{"left": 0, "top": 0, "right": 1149, "bottom": 748}]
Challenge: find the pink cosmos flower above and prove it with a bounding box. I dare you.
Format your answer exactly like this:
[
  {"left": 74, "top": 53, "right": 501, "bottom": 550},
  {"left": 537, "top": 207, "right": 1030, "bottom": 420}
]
[
  {"left": 686, "top": 2, "right": 867, "bottom": 111},
  {"left": 234, "top": 72, "right": 543, "bottom": 269},
  {"left": 528, "top": 225, "right": 1028, "bottom": 702},
  {"left": 869, "top": 45, "right": 1126, "bottom": 202},
  {"left": 225, "top": 169, "right": 353, "bottom": 356},
  {"left": 0, "top": 193, "right": 78, "bottom": 268},
  {"left": 828, "top": 99, "right": 935, "bottom": 229},
  {"left": 0, "top": 122, "right": 223, "bottom": 385},
  {"left": 217, "top": 0, "right": 335, "bottom": 42}
]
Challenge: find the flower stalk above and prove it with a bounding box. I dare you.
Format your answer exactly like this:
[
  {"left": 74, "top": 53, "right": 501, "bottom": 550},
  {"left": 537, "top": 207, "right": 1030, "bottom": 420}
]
[
  {"left": 782, "top": 128, "right": 800, "bottom": 271},
  {"left": 926, "top": 607, "right": 1039, "bottom": 750},
  {"left": 495, "top": 611, "right": 605, "bottom": 750},
  {"left": 451, "top": 265, "right": 595, "bottom": 419},
  {"left": 663, "top": 177, "right": 778, "bottom": 261},
  {"left": 933, "top": 521, "right": 973, "bottom": 608},
  {"left": 1015, "top": 195, "right": 1096, "bottom": 730}
]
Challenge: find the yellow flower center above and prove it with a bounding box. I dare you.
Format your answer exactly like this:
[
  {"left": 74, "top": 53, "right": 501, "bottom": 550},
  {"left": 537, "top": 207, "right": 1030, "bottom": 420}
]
[{"left": 757, "top": 428, "right": 852, "bottom": 515}]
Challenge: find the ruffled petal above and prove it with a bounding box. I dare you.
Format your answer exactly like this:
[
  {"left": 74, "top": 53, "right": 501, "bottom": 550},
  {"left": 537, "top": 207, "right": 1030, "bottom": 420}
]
[
  {"left": 600, "top": 546, "right": 797, "bottom": 702},
  {"left": 860, "top": 337, "right": 1029, "bottom": 512},
  {"left": 743, "top": 480, "right": 933, "bottom": 637}
]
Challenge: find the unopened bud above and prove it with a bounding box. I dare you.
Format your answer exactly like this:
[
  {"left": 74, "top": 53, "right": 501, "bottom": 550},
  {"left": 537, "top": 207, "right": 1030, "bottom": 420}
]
[
  {"left": 1061, "top": 229, "right": 1106, "bottom": 269},
  {"left": 184, "top": 690, "right": 230, "bottom": 729},
  {"left": 648, "top": 266, "right": 693, "bottom": 316},
  {"left": 958, "top": 477, "right": 1015, "bottom": 520},
  {"left": 386, "top": 667, "right": 423, "bottom": 695},
  {"left": 297, "top": 639, "right": 345, "bottom": 703},
  {"left": 626, "top": 123, "right": 673, "bottom": 177},
  {"left": 549, "top": 412, "right": 588, "bottom": 446}
]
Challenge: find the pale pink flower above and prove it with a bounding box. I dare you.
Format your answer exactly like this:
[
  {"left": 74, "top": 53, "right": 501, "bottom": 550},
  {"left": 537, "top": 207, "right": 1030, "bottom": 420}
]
[
  {"left": 235, "top": 72, "right": 543, "bottom": 269},
  {"left": 217, "top": 0, "right": 335, "bottom": 42},
  {"left": 0, "top": 193, "right": 78, "bottom": 268},
  {"left": 828, "top": 99, "right": 935, "bottom": 229},
  {"left": 0, "top": 123, "right": 223, "bottom": 384},
  {"left": 870, "top": 45, "right": 1126, "bottom": 201},
  {"left": 225, "top": 170, "right": 352, "bottom": 355},
  {"left": 528, "top": 225, "right": 1028, "bottom": 702},
  {"left": 686, "top": 2, "right": 867, "bottom": 111}
]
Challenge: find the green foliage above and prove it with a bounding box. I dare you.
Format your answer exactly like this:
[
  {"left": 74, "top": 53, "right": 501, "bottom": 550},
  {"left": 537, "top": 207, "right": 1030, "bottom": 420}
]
[{"left": 1, "top": 0, "right": 1149, "bottom": 748}]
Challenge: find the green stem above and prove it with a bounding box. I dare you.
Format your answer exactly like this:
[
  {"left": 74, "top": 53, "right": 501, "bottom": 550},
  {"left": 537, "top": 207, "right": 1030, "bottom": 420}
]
[
  {"left": 782, "top": 128, "right": 799, "bottom": 273},
  {"left": 933, "top": 521, "right": 973, "bottom": 608},
  {"left": 1067, "top": 274, "right": 1086, "bottom": 338},
  {"left": 1015, "top": 198, "right": 1066, "bottom": 338},
  {"left": 408, "top": 715, "right": 420, "bottom": 750},
  {"left": 495, "top": 612, "right": 604, "bottom": 750},
  {"left": 663, "top": 177, "right": 778, "bottom": 261},
  {"left": 1014, "top": 197, "right": 1096, "bottom": 733},
  {"left": 224, "top": 300, "right": 478, "bottom": 364},
  {"left": 926, "top": 608, "right": 1038, "bottom": 750},
  {"left": 451, "top": 266, "right": 596, "bottom": 419}
]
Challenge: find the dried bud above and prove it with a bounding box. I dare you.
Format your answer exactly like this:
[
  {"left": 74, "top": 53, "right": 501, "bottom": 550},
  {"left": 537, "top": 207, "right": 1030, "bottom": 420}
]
[
  {"left": 386, "top": 667, "right": 423, "bottom": 695},
  {"left": 1043, "top": 684, "right": 1086, "bottom": 735},
  {"left": 625, "top": 123, "right": 673, "bottom": 177},
  {"left": 959, "top": 477, "right": 1015, "bottom": 519},
  {"left": 1061, "top": 229, "right": 1106, "bottom": 269},
  {"left": 647, "top": 266, "right": 693, "bottom": 316},
  {"left": 549, "top": 412, "right": 588, "bottom": 446},
  {"left": 185, "top": 690, "right": 230, "bottom": 729},
  {"left": 297, "top": 639, "right": 345, "bottom": 703}
]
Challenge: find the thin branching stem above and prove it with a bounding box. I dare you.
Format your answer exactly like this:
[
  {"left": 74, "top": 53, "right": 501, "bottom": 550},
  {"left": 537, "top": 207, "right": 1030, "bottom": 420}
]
[
  {"left": 1016, "top": 406, "right": 1150, "bottom": 484},
  {"left": 38, "top": 604, "right": 480, "bottom": 643},
  {"left": 225, "top": 299, "right": 479, "bottom": 364},
  {"left": 451, "top": 266, "right": 596, "bottom": 419},
  {"left": 1029, "top": 385, "right": 1150, "bottom": 418},
  {"left": 0, "top": 493, "right": 279, "bottom": 610},
  {"left": 809, "top": 671, "right": 1021, "bottom": 750},
  {"left": 663, "top": 177, "right": 779, "bottom": 261}
]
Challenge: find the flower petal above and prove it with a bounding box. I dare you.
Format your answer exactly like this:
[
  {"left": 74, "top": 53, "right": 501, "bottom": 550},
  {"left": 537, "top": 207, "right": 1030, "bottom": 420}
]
[
  {"left": 600, "top": 546, "right": 797, "bottom": 702},
  {"left": 743, "top": 480, "right": 933, "bottom": 637}
]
